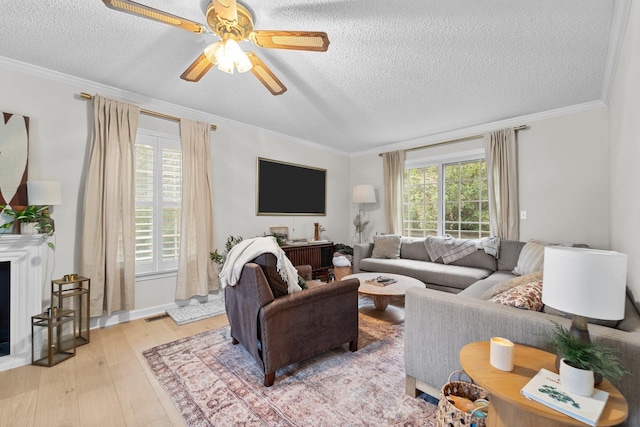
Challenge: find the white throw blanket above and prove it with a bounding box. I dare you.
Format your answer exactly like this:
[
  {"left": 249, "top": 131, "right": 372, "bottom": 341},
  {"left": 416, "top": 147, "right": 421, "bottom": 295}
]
[
  {"left": 424, "top": 235, "right": 501, "bottom": 264},
  {"left": 424, "top": 235, "right": 477, "bottom": 263},
  {"left": 218, "top": 236, "right": 302, "bottom": 294}
]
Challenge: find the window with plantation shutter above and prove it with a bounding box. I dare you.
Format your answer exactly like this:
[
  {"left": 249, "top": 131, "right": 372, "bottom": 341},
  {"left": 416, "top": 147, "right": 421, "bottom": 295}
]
[{"left": 135, "top": 130, "right": 181, "bottom": 275}]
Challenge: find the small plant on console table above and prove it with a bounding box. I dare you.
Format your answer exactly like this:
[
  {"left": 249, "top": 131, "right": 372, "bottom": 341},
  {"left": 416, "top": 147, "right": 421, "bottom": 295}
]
[
  {"left": 210, "top": 235, "right": 244, "bottom": 270},
  {"left": 546, "top": 321, "right": 628, "bottom": 385}
]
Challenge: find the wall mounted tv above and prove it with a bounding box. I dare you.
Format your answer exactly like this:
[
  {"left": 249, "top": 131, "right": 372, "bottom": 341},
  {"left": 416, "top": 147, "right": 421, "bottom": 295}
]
[{"left": 257, "top": 157, "right": 326, "bottom": 216}]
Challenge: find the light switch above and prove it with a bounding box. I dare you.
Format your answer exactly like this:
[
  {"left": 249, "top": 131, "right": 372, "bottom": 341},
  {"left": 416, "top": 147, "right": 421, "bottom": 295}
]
[{"left": 520, "top": 211, "right": 527, "bottom": 220}]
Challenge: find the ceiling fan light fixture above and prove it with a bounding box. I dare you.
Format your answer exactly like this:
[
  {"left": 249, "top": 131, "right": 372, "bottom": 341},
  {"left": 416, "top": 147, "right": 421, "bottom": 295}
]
[{"left": 204, "top": 41, "right": 223, "bottom": 64}]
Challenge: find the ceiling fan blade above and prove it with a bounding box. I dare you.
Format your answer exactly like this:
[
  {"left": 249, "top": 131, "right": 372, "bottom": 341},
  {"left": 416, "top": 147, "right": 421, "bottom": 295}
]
[
  {"left": 180, "top": 53, "right": 215, "bottom": 82},
  {"left": 102, "top": 0, "right": 207, "bottom": 34},
  {"left": 246, "top": 52, "right": 287, "bottom": 96},
  {"left": 249, "top": 31, "right": 329, "bottom": 52},
  {"left": 213, "top": 0, "right": 238, "bottom": 23}
]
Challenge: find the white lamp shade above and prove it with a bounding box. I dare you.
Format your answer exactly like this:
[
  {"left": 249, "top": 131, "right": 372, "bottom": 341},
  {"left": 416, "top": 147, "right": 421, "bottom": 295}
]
[
  {"left": 27, "top": 181, "right": 62, "bottom": 206},
  {"left": 352, "top": 185, "right": 376, "bottom": 204},
  {"left": 542, "top": 246, "right": 627, "bottom": 320}
]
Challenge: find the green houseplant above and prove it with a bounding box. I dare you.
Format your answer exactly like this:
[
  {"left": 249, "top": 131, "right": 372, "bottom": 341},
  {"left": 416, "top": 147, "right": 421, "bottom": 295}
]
[
  {"left": 547, "top": 322, "right": 629, "bottom": 386},
  {"left": 0, "top": 205, "right": 55, "bottom": 248}
]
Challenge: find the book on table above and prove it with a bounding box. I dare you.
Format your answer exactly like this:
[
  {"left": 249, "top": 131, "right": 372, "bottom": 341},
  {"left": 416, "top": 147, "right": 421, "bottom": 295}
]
[
  {"left": 364, "top": 276, "right": 397, "bottom": 287},
  {"left": 520, "top": 368, "right": 609, "bottom": 427}
]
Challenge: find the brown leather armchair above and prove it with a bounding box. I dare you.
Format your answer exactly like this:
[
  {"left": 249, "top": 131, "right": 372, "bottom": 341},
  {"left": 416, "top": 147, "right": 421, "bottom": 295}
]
[{"left": 225, "top": 253, "right": 360, "bottom": 386}]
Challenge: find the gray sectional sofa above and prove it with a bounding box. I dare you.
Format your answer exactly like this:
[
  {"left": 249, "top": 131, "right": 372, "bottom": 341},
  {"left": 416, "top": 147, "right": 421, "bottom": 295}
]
[{"left": 353, "top": 237, "right": 640, "bottom": 427}]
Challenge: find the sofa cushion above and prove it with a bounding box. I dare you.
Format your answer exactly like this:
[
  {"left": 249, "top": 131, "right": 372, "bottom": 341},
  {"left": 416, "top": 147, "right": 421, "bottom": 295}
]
[
  {"left": 400, "top": 237, "right": 430, "bottom": 261},
  {"left": 359, "top": 257, "right": 492, "bottom": 290},
  {"left": 513, "top": 240, "right": 548, "bottom": 275},
  {"left": 489, "top": 280, "right": 544, "bottom": 311},
  {"left": 447, "top": 250, "right": 498, "bottom": 271},
  {"left": 458, "top": 271, "right": 518, "bottom": 298},
  {"left": 371, "top": 234, "right": 401, "bottom": 259},
  {"left": 481, "top": 271, "right": 544, "bottom": 300},
  {"left": 497, "top": 240, "right": 526, "bottom": 271}
]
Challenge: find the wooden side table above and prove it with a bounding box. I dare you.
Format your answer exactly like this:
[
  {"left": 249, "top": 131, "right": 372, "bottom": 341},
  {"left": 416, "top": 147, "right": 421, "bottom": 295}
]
[{"left": 459, "top": 341, "right": 628, "bottom": 427}]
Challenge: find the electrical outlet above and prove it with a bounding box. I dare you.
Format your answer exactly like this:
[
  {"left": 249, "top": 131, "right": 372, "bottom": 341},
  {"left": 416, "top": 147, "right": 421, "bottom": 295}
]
[{"left": 520, "top": 211, "right": 527, "bottom": 220}]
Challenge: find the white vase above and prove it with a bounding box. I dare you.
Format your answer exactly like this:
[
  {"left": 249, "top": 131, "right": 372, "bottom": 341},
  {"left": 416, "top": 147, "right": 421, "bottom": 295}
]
[
  {"left": 559, "top": 358, "right": 594, "bottom": 397},
  {"left": 20, "top": 222, "right": 38, "bottom": 235}
]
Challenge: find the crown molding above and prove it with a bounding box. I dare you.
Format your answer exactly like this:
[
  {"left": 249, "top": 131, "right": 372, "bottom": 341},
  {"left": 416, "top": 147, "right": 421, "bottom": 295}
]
[
  {"left": 352, "top": 100, "right": 606, "bottom": 158},
  {"left": 0, "top": 56, "right": 349, "bottom": 157}
]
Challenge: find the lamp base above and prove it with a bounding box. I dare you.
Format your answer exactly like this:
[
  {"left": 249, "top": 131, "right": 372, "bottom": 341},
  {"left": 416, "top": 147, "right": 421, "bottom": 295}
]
[{"left": 569, "top": 314, "right": 591, "bottom": 344}]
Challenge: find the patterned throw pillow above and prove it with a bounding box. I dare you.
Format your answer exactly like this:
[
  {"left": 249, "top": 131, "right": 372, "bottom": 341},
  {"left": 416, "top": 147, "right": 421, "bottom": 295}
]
[
  {"left": 481, "top": 271, "right": 543, "bottom": 300},
  {"left": 371, "top": 235, "right": 402, "bottom": 259},
  {"left": 489, "top": 280, "right": 544, "bottom": 311},
  {"left": 512, "top": 240, "right": 548, "bottom": 275}
]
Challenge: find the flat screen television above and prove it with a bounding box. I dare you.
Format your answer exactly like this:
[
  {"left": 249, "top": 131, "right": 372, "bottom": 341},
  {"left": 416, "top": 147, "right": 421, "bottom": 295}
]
[{"left": 257, "top": 157, "right": 326, "bottom": 216}]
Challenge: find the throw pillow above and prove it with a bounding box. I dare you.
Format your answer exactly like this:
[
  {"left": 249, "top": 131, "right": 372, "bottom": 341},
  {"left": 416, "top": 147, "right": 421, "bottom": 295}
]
[
  {"left": 489, "top": 280, "right": 544, "bottom": 311},
  {"left": 371, "top": 235, "right": 401, "bottom": 259},
  {"left": 512, "top": 240, "right": 548, "bottom": 275},
  {"left": 481, "top": 271, "right": 544, "bottom": 300}
]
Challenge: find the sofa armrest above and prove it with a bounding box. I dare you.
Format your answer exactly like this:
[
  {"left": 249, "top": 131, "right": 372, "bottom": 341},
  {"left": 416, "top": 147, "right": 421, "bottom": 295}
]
[{"left": 353, "top": 243, "right": 374, "bottom": 272}]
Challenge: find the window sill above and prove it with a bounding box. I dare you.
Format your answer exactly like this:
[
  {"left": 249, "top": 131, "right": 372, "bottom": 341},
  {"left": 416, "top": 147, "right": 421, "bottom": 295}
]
[{"left": 136, "top": 270, "right": 177, "bottom": 282}]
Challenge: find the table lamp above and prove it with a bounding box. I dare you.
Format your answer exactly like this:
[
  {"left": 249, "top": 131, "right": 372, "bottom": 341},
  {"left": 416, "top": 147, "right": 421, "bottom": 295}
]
[
  {"left": 352, "top": 184, "right": 376, "bottom": 243},
  {"left": 27, "top": 180, "right": 62, "bottom": 232},
  {"left": 542, "top": 246, "right": 627, "bottom": 344}
]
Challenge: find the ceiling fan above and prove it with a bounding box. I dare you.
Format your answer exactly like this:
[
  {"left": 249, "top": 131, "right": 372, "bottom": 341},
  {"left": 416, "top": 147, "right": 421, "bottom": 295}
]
[{"left": 102, "top": 0, "right": 330, "bottom": 95}]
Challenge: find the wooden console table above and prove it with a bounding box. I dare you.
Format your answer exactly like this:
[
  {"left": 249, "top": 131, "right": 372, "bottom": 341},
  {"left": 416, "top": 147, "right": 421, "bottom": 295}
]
[
  {"left": 281, "top": 242, "right": 334, "bottom": 281},
  {"left": 459, "top": 341, "right": 628, "bottom": 427}
]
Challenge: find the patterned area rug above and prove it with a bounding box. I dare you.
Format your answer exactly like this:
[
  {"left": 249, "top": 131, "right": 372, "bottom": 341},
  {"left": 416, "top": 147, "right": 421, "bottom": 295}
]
[
  {"left": 143, "top": 312, "right": 438, "bottom": 426},
  {"left": 166, "top": 293, "right": 226, "bottom": 325}
]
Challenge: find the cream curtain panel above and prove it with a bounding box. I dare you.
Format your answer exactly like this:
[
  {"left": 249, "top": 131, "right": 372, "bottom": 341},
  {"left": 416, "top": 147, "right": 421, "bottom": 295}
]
[
  {"left": 383, "top": 150, "right": 405, "bottom": 234},
  {"left": 81, "top": 95, "right": 139, "bottom": 316},
  {"left": 175, "top": 119, "right": 218, "bottom": 299},
  {"left": 484, "top": 128, "right": 519, "bottom": 240}
]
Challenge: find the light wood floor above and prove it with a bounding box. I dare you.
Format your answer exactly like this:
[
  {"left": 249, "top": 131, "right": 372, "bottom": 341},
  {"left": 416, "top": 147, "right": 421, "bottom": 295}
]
[{"left": 0, "top": 313, "right": 229, "bottom": 427}]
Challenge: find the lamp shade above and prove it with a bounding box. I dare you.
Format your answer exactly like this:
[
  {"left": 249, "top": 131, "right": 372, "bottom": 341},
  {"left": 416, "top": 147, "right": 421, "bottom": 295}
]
[
  {"left": 542, "top": 246, "right": 627, "bottom": 320},
  {"left": 27, "top": 181, "right": 62, "bottom": 206},
  {"left": 352, "top": 185, "right": 376, "bottom": 204}
]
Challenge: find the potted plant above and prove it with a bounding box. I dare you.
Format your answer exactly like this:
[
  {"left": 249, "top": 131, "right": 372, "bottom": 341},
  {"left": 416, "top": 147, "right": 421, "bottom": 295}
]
[
  {"left": 546, "top": 322, "right": 629, "bottom": 396},
  {"left": 210, "top": 235, "right": 244, "bottom": 270},
  {"left": 0, "top": 205, "right": 55, "bottom": 246}
]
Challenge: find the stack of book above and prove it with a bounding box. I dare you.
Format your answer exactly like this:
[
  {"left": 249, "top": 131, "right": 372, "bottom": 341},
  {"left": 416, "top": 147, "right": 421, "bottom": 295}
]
[
  {"left": 364, "top": 276, "right": 397, "bottom": 287},
  {"left": 520, "top": 368, "right": 609, "bottom": 426}
]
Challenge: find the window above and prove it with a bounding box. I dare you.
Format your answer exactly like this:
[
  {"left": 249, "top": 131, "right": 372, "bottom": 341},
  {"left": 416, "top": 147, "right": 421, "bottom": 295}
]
[
  {"left": 135, "top": 130, "right": 181, "bottom": 275},
  {"left": 403, "top": 151, "right": 490, "bottom": 239}
]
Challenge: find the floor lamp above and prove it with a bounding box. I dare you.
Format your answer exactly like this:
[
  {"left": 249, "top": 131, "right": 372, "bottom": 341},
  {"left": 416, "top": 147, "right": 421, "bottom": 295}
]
[{"left": 352, "top": 185, "right": 376, "bottom": 244}]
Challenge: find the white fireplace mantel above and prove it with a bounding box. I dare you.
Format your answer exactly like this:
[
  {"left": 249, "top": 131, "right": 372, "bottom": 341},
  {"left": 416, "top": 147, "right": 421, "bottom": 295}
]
[{"left": 0, "top": 234, "right": 48, "bottom": 371}]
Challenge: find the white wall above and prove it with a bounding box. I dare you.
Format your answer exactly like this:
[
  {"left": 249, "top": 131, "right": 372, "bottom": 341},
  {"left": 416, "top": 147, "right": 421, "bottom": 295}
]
[
  {"left": 609, "top": 1, "right": 640, "bottom": 301},
  {"left": 350, "top": 107, "right": 611, "bottom": 249},
  {"left": 0, "top": 61, "right": 351, "bottom": 322}
]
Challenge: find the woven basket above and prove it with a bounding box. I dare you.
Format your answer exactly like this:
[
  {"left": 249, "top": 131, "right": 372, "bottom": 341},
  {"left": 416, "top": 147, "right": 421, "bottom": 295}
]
[
  {"left": 435, "top": 371, "right": 490, "bottom": 427},
  {"left": 333, "top": 266, "right": 353, "bottom": 282}
]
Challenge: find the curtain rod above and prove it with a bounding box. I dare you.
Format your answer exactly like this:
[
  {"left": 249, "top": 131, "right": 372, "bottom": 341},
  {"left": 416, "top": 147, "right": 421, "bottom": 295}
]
[
  {"left": 80, "top": 93, "right": 217, "bottom": 131},
  {"left": 378, "top": 124, "right": 528, "bottom": 156}
]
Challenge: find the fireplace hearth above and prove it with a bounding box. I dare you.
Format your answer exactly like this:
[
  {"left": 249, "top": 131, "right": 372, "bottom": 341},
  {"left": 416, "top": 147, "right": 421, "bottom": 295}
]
[{"left": 0, "top": 235, "right": 47, "bottom": 371}]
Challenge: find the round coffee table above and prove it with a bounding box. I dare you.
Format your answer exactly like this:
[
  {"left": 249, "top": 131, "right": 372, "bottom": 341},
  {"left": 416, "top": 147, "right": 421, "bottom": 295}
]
[{"left": 343, "top": 272, "right": 425, "bottom": 310}]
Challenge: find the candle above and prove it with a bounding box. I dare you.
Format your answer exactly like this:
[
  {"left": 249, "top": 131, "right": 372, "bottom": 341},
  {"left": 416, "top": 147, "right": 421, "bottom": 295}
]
[{"left": 490, "top": 337, "right": 515, "bottom": 371}]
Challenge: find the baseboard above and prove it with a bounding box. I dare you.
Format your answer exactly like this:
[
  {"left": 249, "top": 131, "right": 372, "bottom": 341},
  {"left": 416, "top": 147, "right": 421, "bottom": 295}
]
[{"left": 89, "top": 293, "right": 223, "bottom": 329}]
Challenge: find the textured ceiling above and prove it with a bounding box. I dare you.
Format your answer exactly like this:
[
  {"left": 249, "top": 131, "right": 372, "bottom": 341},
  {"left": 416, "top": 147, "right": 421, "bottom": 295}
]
[{"left": 0, "top": 0, "right": 625, "bottom": 153}]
